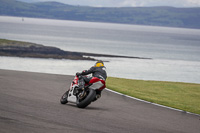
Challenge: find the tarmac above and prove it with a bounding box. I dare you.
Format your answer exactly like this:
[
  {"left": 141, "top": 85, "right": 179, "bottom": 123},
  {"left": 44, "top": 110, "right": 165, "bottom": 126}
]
[{"left": 0, "top": 69, "right": 200, "bottom": 133}]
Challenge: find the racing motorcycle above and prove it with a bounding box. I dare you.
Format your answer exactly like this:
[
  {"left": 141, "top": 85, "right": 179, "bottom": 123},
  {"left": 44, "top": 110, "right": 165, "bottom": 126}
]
[{"left": 60, "top": 75, "right": 106, "bottom": 108}]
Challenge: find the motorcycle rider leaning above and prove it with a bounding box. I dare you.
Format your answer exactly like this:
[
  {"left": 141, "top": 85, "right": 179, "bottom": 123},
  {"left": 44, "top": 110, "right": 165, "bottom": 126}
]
[{"left": 76, "top": 60, "right": 107, "bottom": 100}]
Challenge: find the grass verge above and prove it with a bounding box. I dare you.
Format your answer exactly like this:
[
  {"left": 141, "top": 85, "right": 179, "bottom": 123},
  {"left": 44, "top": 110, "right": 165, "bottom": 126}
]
[{"left": 106, "top": 77, "right": 200, "bottom": 115}]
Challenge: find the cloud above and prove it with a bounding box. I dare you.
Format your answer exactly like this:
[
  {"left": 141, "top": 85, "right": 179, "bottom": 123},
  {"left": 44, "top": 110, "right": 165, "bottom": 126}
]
[
  {"left": 74, "top": 0, "right": 200, "bottom": 7},
  {"left": 19, "top": 0, "right": 200, "bottom": 7},
  {"left": 185, "top": 0, "right": 200, "bottom": 6},
  {"left": 119, "top": 0, "right": 200, "bottom": 7}
]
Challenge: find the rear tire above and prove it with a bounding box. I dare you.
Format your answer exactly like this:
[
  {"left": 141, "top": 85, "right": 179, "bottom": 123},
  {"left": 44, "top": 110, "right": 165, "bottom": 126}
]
[
  {"left": 60, "top": 90, "right": 69, "bottom": 104},
  {"left": 76, "top": 89, "right": 96, "bottom": 108}
]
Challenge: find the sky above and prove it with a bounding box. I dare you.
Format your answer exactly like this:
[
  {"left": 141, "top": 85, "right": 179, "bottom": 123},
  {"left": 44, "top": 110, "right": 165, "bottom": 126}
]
[{"left": 18, "top": 0, "right": 200, "bottom": 7}]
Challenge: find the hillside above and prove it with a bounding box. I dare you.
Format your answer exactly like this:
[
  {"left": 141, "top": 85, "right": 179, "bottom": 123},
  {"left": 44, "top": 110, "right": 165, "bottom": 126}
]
[{"left": 0, "top": 0, "right": 200, "bottom": 29}]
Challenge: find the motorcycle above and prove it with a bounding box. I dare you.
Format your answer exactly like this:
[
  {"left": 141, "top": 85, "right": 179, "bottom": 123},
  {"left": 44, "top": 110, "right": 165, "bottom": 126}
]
[{"left": 60, "top": 75, "right": 106, "bottom": 108}]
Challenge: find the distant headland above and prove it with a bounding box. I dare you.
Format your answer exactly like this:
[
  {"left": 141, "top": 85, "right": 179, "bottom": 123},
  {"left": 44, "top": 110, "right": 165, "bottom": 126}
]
[{"left": 0, "top": 39, "right": 151, "bottom": 60}]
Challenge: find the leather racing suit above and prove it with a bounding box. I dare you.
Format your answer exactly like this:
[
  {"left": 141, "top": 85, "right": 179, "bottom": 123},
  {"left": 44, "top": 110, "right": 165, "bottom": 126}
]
[{"left": 77, "top": 66, "right": 107, "bottom": 96}]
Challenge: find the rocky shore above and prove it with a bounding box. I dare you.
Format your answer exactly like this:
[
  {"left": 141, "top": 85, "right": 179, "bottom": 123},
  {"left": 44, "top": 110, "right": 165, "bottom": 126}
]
[{"left": 0, "top": 39, "right": 151, "bottom": 60}]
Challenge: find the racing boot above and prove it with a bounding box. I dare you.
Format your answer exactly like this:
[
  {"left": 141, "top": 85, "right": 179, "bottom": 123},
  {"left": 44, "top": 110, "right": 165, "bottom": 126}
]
[
  {"left": 92, "top": 94, "right": 101, "bottom": 102},
  {"left": 96, "top": 94, "right": 101, "bottom": 99}
]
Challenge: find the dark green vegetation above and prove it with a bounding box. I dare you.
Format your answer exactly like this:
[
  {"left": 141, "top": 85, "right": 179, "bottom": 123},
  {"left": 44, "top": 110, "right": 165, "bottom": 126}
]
[
  {"left": 107, "top": 77, "right": 200, "bottom": 114},
  {"left": 0, "top": 39, "right": 146, "bottom": 60},
  {"left": 0, "top": 39, "right": 92, "bottom": 60},
  {"left": 1, "top": 0, "right": 200, "bottom": 29}
]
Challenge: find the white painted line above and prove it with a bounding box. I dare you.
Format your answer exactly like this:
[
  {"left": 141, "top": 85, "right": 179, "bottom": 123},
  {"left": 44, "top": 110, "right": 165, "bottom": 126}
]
[{"left": 105, "top": 88, "right": 200, "bottom": 117}]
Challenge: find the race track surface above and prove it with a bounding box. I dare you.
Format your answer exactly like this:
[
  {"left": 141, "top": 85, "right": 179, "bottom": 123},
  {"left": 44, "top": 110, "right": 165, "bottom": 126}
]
[{"left": 0, "top": 69, "right": 199, "bottom": 133}]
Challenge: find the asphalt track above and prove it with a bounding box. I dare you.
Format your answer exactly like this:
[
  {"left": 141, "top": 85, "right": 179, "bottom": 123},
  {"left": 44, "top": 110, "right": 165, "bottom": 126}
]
[{"left": 0, "top": 69, "right": 199, "bottom": 133}]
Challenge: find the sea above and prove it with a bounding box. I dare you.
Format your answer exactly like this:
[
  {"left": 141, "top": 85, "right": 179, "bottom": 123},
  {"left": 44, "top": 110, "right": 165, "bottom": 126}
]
[{"left": 0, "top": 16, "right": 200, "bottom": 84}]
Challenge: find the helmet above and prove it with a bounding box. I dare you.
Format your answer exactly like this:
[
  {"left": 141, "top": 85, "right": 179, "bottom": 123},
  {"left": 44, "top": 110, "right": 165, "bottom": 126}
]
[{"left": 95, "top": 60, "right": 104, "bottom": 67}]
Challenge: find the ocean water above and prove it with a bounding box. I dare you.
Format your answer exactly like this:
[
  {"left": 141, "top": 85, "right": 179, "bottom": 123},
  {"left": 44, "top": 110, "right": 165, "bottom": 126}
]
[{"left": 0, "top": 16, "right": 200, "bottom": 83}]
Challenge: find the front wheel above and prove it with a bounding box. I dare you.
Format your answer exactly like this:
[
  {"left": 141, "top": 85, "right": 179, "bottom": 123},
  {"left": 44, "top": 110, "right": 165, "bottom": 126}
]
[
  {"left": 60, "top": 90, "right": 69, "bottom": 104},
  {"left": 76, "top": 89, "right": 96, "bottom": 108}
]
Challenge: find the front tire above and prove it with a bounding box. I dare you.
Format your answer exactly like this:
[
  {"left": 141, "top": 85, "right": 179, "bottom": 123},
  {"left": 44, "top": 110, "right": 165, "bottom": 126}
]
[
  {"left": 60, "top": 90, "right": 69, "bottom": 104},
  {"left": 76, "top": 89, "right": 96, "bottom": 108}
]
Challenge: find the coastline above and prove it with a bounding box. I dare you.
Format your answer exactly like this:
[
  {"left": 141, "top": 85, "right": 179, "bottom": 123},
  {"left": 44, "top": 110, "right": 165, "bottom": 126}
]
[{"left": 0, "top": 39, "right": 151, "bottom": 61}]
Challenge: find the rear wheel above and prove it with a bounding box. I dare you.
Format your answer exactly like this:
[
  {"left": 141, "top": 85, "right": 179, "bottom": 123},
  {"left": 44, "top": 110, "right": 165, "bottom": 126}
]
[
  {"left": 76, "top": 89, "right": 96, "bottom": 108},
  {"left": 60, "top": 90, "right": 69, "bottom": 104}
]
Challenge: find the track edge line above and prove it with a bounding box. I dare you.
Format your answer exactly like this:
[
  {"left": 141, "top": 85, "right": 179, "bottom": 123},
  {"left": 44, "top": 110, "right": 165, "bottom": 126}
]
[{"left": 105, "top": 88, "right": 200, "bottom": 117}]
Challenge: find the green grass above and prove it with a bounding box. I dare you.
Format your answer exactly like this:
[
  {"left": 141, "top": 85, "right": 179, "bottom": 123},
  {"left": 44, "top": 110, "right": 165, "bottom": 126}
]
[
  {"left": 0, "top": 39, "right": 42, "bottom": 47},
  {"left": 0, "top": 38, "right": 25, "bottom": 43},
  {"left": 106, "top": 77, "right": 200, "bottom": 114}
]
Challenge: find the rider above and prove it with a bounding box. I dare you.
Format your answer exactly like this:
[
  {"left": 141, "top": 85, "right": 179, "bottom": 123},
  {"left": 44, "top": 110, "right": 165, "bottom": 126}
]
[{"left": 76, "top": 60, "right": 107, "bottom": 99}]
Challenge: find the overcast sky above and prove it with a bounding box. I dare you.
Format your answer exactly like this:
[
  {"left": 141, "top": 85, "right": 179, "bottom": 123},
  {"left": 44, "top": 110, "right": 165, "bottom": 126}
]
[{"left": 19, "top": 0, "right": 200, "bottom": 7}]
